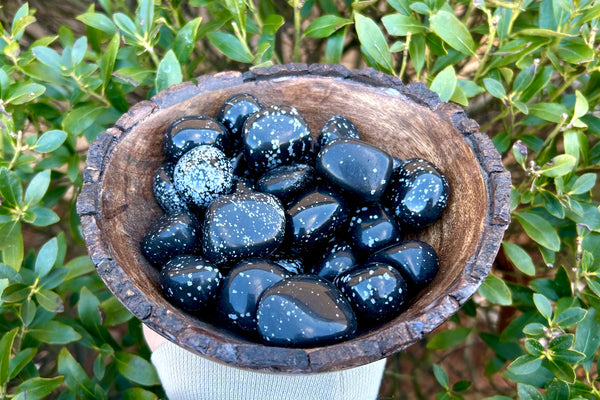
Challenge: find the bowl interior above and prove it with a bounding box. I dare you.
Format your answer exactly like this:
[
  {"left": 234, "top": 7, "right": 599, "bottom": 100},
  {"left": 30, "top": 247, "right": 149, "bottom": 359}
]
[{"left": 97, "top": 75, "right": 488, "bottom": 368}]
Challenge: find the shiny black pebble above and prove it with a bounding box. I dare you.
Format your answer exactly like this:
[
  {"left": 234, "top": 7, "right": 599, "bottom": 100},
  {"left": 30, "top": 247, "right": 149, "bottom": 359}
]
[
  {"left": 141, "top": 212, "right": 200, "bottom": 267},
  {"left": 256, "top": 164, "right": 316, "bottom": 204},
  {"left": 243, "top": 105, "right": 312, "bottom": 172},
  {"left": 348, "top": 203, "right": 401, "bottom": 257},
  {"left": 160, "top": 255, "right": 222, "bottom": 312},
  {"left": 386, "top": 158, "right": 449, "bottom": 228},
  {"left": 164, "top": 116, "right": 229, "bottom": 162},
  {"left": 218, "top": 258, "right": 290, "bottom": 333},
  {"left": 311, "top": 242, "right": 356, "bottom": 282},
  {"left": 286, "top": 186, "right": 348, "bottom": 252},
  {"left": 269, "top": 251, "right": 305, "bottom": 275},
  {"left": 368, "top": 240, "right": 439, "bottom": 289},
  {"left": 256, "top": 275, "right": 357, "bottom": 347},
  {"left": 153, "top": 164, "right": 189, "bottom": 214},
  {"left": 336, "top": 262, "right": 408, "bottom": 324},
  {"left": 315, "top": 115, "right": 361, "bottom": 153},
  {"left": 316, "top": 138, "right": 393, "bottom": 202},
  {"left": 217, "top": 93, "right": 263, "bottom": 154},
  {"left": 173, "top": 145, "right": 234, "bottom": 209},
  {"left": 203, "top": 191, "right": 286, "bottom": 265}
]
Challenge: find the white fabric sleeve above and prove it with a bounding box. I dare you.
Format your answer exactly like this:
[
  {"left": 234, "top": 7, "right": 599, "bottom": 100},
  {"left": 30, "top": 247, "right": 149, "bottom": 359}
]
[{"left": 151, "top": 340, "right": 387, "bottom": 400}]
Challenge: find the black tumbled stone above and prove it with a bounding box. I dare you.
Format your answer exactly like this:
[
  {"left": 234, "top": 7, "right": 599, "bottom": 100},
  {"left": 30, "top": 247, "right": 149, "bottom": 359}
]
[
  {"left": 315, "top": 115, "right": 361, "bottom": 153},
  {"left": 153, "top": 163, "right": 189, "bottom": 214},
  {"left": 164, "top": 116, "right": 229, "bottom": 162},
  {"left": 141, "top": 212, "right": 200, "bottom": 267},
  {"left": 348, "top": 203, "right": 401, "bottom": 257},
  {"left": 217, "top": 93, "right": 263, "bottom": 154},
  {"left": 311, "top": 242, "right": 357, "bottom": 282},
  {"left": 256, "top": 164, "right": 316, "bottom": 204}
]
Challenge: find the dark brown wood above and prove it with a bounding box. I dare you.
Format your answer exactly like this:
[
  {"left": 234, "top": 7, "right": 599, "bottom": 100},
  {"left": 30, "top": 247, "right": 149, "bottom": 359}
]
[{"left": 77, "top": 63, "right": 510, "bottom": 373}]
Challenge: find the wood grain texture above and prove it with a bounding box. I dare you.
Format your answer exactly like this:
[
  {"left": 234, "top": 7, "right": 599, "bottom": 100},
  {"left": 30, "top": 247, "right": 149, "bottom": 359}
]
[{"left": 76, "top": 63, "right": 510, "bottom": 373}]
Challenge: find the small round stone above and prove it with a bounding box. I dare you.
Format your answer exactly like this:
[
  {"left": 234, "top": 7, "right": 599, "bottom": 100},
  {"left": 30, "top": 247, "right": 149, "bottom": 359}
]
[
  {"left": 160, "top": 254, "right": 223, "bottom": 312},
  {"left": 243, "top": 105, "right": 312, "bottom": 172},
  {"left": 164, "top": 116, "right": 229, "bottom": 162},
  {"left": 335, "top": 262, "right": 408, "bottom": 324},
  {"left": 141, "top": 212, "right": 200, "bottom": 267},
  {"left": 217, "top": 258, "right": 290, "bottom": 333},
  {"left": 202, "top": 191, "right": 286, "bottom": 265},
  {"left": 311, "top": 242, "right": 357, "bottom": 282},
  {"left": 315, "top": 115, "right": 361, "bottom": 153},
  {"left": 217, "top": 93, "right": 263, "bottom": 154},
  {"left": 256, "top": 164, "right": 316, "bottom": 204},
  {"left": 256, "top": 275, "right": 357, "bottom": 347},
  {"left": 385, "top": 158, "right": 449, "bottom": 228},
  {"left": 173, "top": 145, "right": 234, "bottom": 209},
  {"left": 269, "top": 251, "right": 305, "bottom": 275},
  {"left": 347, "top": 203, "right": 401, "bottom": 257},
  {"left": 153, "top": 163, "right": 189, "bottom": 214}
]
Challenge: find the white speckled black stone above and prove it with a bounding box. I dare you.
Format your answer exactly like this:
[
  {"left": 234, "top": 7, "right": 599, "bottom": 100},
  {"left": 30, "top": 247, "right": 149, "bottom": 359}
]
[
  {"left": 173, "top": 145, "right": 234, "bottom": 209},
  {"left": 164, "top": 115, "right": 229, "bottom": 162},
  {"left": 160, "top": 254, "right": 223, "bottom": 312},
  {"left": 311, "top": 242, "right": 357, "bottom": 282},
  {"left": 153, "top": 164, "right": 189, "bottom": 214},
  {"left": 269, "top": 252, "right": 305, "bottom": 275},
  {"left": 141, "top": 212, "right": 201, "bottom": 267},
  {"left": 242, "top": 105, "right": 312, "bottom": 172},
  {"left": 256, "top": 164, "right": 316, "bottom": 204},
  {"left": 316, "top": 138, "right": 394, "bottom": 202},
  {"left": 315, "top": 115, "right": 361, "bottom": 153},
  {"left": 385, "top": 158, "right": 449, "bottom": 228},
  {"left": 335, "top": 262, "right": 408, "bottom": 324},
  {"left": 347, "top": 203, "right": 402, "bottom": 257},
  {"left": 367, "top": 240, "right": 439, "bottom": 290},
  {"left": 217, "top": 93, "right": 263, "bottom": 154},
  {"left": 217, "top": 258, "right": 290, "bottom": 334},
  {"left": 202, "top": 191, "right": 286, "bottom": 265},
  {"left": 256, "top": 275, "right": 357, "bottom": 347}
]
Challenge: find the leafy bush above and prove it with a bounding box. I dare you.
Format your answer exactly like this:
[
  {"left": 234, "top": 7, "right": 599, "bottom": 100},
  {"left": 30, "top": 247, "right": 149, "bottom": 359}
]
[{"left": 0, "top": 0, "right": 598, "bottom": 398}]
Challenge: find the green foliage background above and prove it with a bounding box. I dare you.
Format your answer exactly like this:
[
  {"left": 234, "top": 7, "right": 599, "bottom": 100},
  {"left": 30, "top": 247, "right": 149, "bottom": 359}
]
[{"left": 0, "top": 0, "right": 599, "bottom": 398}]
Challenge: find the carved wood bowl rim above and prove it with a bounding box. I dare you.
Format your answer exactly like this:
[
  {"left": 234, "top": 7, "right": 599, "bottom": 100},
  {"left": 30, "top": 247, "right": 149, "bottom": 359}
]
[{"left": 77, "top": 63, "right": 510, "bottom": 373}]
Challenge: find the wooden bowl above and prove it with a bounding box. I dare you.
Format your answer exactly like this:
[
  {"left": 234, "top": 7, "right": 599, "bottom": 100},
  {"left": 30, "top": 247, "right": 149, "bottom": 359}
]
[{"left": 77, "top": 64, "right": 510, "bottom": 373}]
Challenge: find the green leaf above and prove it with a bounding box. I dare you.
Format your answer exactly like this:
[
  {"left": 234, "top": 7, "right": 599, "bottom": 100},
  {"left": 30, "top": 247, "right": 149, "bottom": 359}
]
[
  {"left": 32, "top": 46, "right": 63, "bottom": 70},
  {"left": 30, "top": 207, "right": 59, "bottom": 227},
  {"left": 70, "top": 36, "right": 87, "bottom": 68},
  {"left": 507, "top": 355, "right": 542, "bottom": 375},
  {"left": 13, "top": 377, "right": 64, "bottom": 400},
  {"left": 354, "top": 13, "right": 395, "bottom": 74},
  {"left": 35, "top": 130, "right": 68, "bottom": 153},
  {"left": 569, "top": 173, "right": 596, "bottom": 195},
  {"left": 382, "top": 14, "right": 424, "bottom": 36},
  {"left": 35, "top": 237, "right": 58, "bottom": 277},
  {"left": 0, "top": 167, "right": 23, "bottom": 206},
  {"left": 572, "top": 90, "right": 589, "bottom": 121},
  {"left": 518, "top": 28, "right": 574, "bottom": 38},
  {"left": 478, "top": 274, "right": 512, "bottom": 305},
  {"left": 9, "top": 348, "right": 37, "bottom": 380},
  {"left": 523, "top": 323, "right": 546, "bottom": 337},
  {"left": 101, "top": 295, "right": 133, "bottom": 326},
  {"left": 24, "top": 170, "right": 51, "bottom": 206},
  {"left": 62, "top": 104, "right": 104, "bottom": 135},
  {"left": 574, "top": 308, "right": 600, "bottom": 372},
  {"left": 429, "top": 10, "right": 476, "bottom": 56},
  {"left": 99, "top": 33, "right": 120, "bottom": 91},
  {"left": 539, "top": 154, "right": 576, "bottom": 177},
  {"left": 0, "top": 328, "right": 18, "bottom": 385},
  {"left": 21, "top": 299, "right": 36, "bottom": 326},
  {"left": 517, "top": 383, "right": 543, "bottom": 400},
  {"left": 426, "top": 327, "right": 471, "bottom": 350},
  {"left": 524, "top": 339, "right": 544, "bottom": 357},
  {"left": 113, "top": 13, "right": 139, "bottom": 42},
  {"left": 58, "top": 348, "right": 95, "bottom": 397},
  {"left": 174, "top": 18, "right": 202, "bottom": 63},
  {"left": 155, "top": 50, "right": 182, "bottom": 92},
  {"left": 123, "top": 388, "right": 159, "bottom": 400},
  {"left": 502, "top": 242, "right": 535, "bottom": 276},
  {"left": 65, "top": 255, "right": 94, "bottom": 280},
  {"left": 429, "top": 65, "right": 456, "bottom": 103},
  {"left": 533, "top": 293, "right": 553, "bottom": 320},
  {"left": 136, "top": 0, "right": 154, "bottom": 37},
  {"left": 410, "top": 2, "right": 430, "bottom": 14},
  {"left": 305, "top": 15, "right": 352, "bottom": 38},
  {"left": 546, "top": 379, "right": 569, "bottom": 400},
  {"left": 409, "top": 33, "right": 425, "bottom": 75},
  {"left": 207, "top": 32, "right": 253, "bottom": 63},
  {"left": 324, "top": 27, "right": 347, "bottom": 64},
  {"left": 76, "top": 12, "right": 117, "bottom": 34},
  {"left": 433, "top": 364, "right": 449, "bottom": 389},
  {"left": 1, "top": 283, "right": 30, "bottom": 303},
  {"left": 79, "top": 286, "right": 101, "bottom": 327},
  {"left": 35, "top": 289, "right": 64, "bottom": 313},
  {"left": 0, "top": 221, "right": 21, "bottom": 251},
  {"left": 12, "top": 15, "right": 36, "bottom": 39},
  {"left": 483, "top": 78, "right": 506, "bottom": 100},
  {"left": 553, "top": 349, "right": 585, "bottom": 364},
  {"left": 546, "top": 358, "right": 576, "bottom": 383},
  {"left": 28, "top": 321, "right": 81, "bottom": 344},
  {"left": 115, "top": 352, "right": 160, "bottom": 386},
  {"left": 6, "top": 83, "right": 46, "bottom": 105},
  {"left": 549, "top": 334, "right": 573, "bottom": 352},
  {"left": 514, "top": 211, "right": 561, "bottom": 251},
  {"left": 112, "top": 67, "right": 153, "bottom": 87},
  {"left": 527, "top": 102, "right": 568, "bottom": 123},
  {"left": 557, "top": 38, "right": 594, "bottom": 64},
  {"left": 555, "top": 308, "right": 586, "bottom": 329}
]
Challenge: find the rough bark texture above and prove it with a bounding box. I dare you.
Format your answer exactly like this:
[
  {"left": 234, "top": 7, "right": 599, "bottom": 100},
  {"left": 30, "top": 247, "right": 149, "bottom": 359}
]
[{"left": 77, "top": 63, "right": 510, "bottom": 373}]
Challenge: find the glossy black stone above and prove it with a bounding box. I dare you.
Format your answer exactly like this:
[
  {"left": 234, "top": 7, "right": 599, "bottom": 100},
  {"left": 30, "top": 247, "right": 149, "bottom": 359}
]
[
  {"left": 160, "top": 254, "right": 222, "bottom": 312},
  {"left": 243, "top": 105, "right": 312, "bottom": 172},
  {"left": 316, "top": 138, "right": 394, "bottom": 202},
  {"left": 336, "top": 262, "right": 408, "bottom": 324},
  {"left": 141, "top": 212, "right": 200, "bottom": 267},
  {"left": 385, "top": 158, "right": 449, "bottom": 228},
  {"left": 173, "top": 145, "right": 234, "bottom": 209},
  {"left": 367, "top": 240, "right": 439, "bottom": 289},
  {"left": 348, "top": 203, "right": 401, "bottom": 257},
  {"left": 202, "top": 191, "right": 286, "bottom": 265},
  {"left": 286, "top": 186, "right": 348, "bottom": 252},
  {"left": 256, "top": 275, "right": 357, "bottom": 347},
  {"left": 311, "top": 242, "right": 357, "bottom": 282},
  {"left": 153, "top": 163, "right": 189, "bottom": 214},
  {"left": 269, "top": 251, "right": 305, "bottom": 275},
  {"left": 315, "top": 115, "right": 361, "bottom": 153},
  {"left": 164, "top": 116, "right": 229, "bottom": 162},
  {"left": 217, "top": 258, "right": 290, "bottom": 333},
  {"left": 256, "top": 164, "right": 316, "bottom": 204},
  {"left": 217, "top": 93, "right": 263, "bottom": 154}
]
